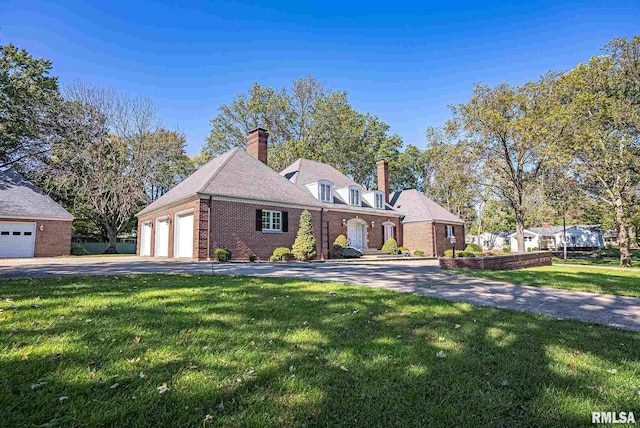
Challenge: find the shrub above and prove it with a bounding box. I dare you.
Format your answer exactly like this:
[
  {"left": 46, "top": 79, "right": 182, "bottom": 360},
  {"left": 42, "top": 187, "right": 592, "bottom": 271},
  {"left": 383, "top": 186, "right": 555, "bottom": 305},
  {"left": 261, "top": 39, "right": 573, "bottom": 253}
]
[
  {"left": 214, "top": 248, "right": 232, "bottom": 262},
  {"left": 443, "top": 249, "right": 475, "bottom": 258},
  {"left": 270, "top": 247, "right": 293, "bottom": 262},
  {"left": 398, "top": 246, "right": 409, "bottom": 252},
  {"left": 333, "top": 235, "right": 349, "bottom": 248},
  {"left": 531, "top": 247, "right": 539, "bottom": 252},
  {"left": 413, "top": 250, "right": 425, "bottom": 256},
  {"left": 248, "top": 254, "right": 257, "bottom": 262},
  {"left": 465, "top": 243, "right": 482, "bottom": 253},
  {"left": 503, "top": 246, "right": 511, "bottom": 253},
  {"left": 444, "top": 249, "right": 453, "bottom": 257},
  {"left": 381, "top": 237, "right": 399, "bottom": 254},
  {"left": 292, "top": 210, "right": 317, "bottom": 261},
  {"left": 71, "top": 244, "right": 87, "bottom": 256},
  {"left": 338, "top": 246, "right": 363, "bottom": 258}
]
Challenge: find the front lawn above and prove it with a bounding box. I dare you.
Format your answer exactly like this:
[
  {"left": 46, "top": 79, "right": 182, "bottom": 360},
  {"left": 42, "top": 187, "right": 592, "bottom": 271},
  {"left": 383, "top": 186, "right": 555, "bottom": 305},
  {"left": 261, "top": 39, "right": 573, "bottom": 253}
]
[
  {"left": 2, "top": 275, "right": 639, "bottom": 427},
  {"left": 451, "top": 265, "right": 640, "bottom": 298},
  {"left": 553, "top": 248, "right": 640, "bottom": 266}
]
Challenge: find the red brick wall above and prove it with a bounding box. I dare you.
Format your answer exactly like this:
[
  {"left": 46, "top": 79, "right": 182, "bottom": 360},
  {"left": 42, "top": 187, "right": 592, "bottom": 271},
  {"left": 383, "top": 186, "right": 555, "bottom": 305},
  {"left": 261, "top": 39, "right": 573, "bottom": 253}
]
[
  {"left": 0, "top": 217, "right": 72, "bottom": 257},
  {"left": 136, "top": 198, "right": 202, "bottom": 259},
  {"left": 322, "top": 211, "right": 402, "bottom": 253},
  {"left": 207, "top": 200, "right": 322, "bottom": 261},
  {"left": 401, "top": 221, "right": 465, "bottom": 257},
  {"left": 440, "top": 251, "right": 552, "bottom": 270}
]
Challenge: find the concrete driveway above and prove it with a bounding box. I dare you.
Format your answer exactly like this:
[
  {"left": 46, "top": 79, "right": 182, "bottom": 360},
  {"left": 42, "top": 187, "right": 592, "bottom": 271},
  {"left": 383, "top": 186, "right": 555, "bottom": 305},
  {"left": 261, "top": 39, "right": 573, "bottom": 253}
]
[{"left": 1, "top": 258, "right": 639, "bottom": 332}]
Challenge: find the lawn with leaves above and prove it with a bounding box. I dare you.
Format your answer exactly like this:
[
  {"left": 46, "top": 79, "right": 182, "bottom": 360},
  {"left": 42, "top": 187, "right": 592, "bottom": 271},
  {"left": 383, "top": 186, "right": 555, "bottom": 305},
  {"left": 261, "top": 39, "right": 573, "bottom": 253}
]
[
  {"left": 1, "top": 274, "right": 639, "bottom": 427},
  {"left": 451, "top": 265, "right": 640, "bottom": 298}
]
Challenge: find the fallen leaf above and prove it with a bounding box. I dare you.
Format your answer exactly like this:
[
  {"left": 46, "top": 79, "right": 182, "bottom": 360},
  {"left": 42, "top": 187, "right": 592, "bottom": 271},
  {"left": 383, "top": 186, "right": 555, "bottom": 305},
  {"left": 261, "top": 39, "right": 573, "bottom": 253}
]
[
  {"left": 58, "top": 396, "right": 68, "bottom": 402},
  {"left": 31, "top": 382, "right": 46, "bottom": 389},
  {"left": 34, "top": 419, "right": 57, "bottom": 427},
  {"left": 607, "top": 369, "right": 618, "bottom": 375},
  {"left": 501, "top": 380, "right": 509, "bottom": 386},
  {"left": 157, "top": 383, "right": 169, "bottom": 394},
  {"left": 454, "top": 324, "right": 461, "bottom": 329},
  {"left": 133, "top": 336, "right": 141, "bottom": 344},
  {"left": 139, "top": 371, "right": 146, "bottom": 379},
  {"left": 574, "top": 349, "right": 581, "bottom": 355},
  {"left": 189, "top": 362, "right": 197, "bottom": 370},
  {"left": 110, "top": 383, "right": 119, "bottom": 389},
  {"left": 329, "top": 291, "right": 336, "bottom": 296},
  {"left": 217, "top": 401, "right": 224, "bottom": 410},
  {"left": 568, "top": 363, "right": 577, "bottom": 371},
  {"left": 204, "top": 414, "right": 214, "bottom": 423},
  {"left": 438, "top": 337, "right": 445, "bottom": 342},
  {"left": 436, "top": 351, "right": 446, "bottom": 358},
  {"left": 340, "top": 365, "right": 348, "bottom": 372}
]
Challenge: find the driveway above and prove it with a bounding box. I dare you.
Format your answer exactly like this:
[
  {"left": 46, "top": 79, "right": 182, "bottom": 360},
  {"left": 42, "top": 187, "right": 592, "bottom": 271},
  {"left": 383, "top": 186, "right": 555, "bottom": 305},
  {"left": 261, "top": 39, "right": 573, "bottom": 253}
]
[{"left": 1, "top": 258, "right": 639, "bottom": 332}]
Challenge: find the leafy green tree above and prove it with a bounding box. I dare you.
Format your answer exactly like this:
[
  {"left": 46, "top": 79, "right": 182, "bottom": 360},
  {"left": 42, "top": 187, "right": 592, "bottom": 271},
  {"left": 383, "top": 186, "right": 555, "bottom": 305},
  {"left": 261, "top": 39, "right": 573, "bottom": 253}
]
[
  {"left": 292, "top": 210, "right": 317, "bottom": 261},
  {"left": 447, "top": 74, "right": 567, "bottom": 252},
  {"left": 481, "top": 199, "right": 516, "bottom": 232},
  {"left": 198, "top": 77, "right": 402, "bottom": 188},
  {"left": 0, "top": 44, "right": 60, "bottom": 168},
  {"left": 557, "top": 36, "right": 640, "bottom": 266}
]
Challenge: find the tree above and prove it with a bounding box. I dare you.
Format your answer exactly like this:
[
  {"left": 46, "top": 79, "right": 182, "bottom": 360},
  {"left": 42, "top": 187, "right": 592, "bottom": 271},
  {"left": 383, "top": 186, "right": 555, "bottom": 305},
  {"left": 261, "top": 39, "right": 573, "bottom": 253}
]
[
  {"left": 0, "top": 44, "right": 60, "bottom": 168},
  {"left": 557, "top": 37, "right": 640, "bottom": 266},
  {"left": 448, "top": 74, "right": 567, "bottom": 252},
  {"left": 37, "top": 83, "right": 189, "bottom": 253},
  {"left": 198, "top": 77, "right": 403, "bottom": 188},
  {"left": 291, "top": 210, "right": 317, "bottom": 261}
]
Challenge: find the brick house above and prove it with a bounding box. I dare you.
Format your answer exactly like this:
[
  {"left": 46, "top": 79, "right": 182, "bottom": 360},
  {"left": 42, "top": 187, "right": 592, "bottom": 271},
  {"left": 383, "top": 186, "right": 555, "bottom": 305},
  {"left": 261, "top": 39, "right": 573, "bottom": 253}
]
[
  {"left": 390, "top": 189, "right": 465, "bottom": 256},
  {"left": 136, "top": 128, "right": 463, "bottom": 260},
  {"left": 0, "top": 169, "right": 74, "bottom": 258}
]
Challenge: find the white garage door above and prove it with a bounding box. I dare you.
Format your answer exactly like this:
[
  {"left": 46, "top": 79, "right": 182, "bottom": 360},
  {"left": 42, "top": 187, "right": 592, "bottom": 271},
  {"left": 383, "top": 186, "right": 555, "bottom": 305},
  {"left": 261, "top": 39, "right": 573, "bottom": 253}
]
[
  {"left": 0, "top": 222, "right": 36, "bottom": 258},
  {"left": 175, "top": 213, "right": 194, "bottom": 258},
  {"left": 140, "top": 222, "right": 152, "bottom": 256},
  {"left": 155, "top": 218, "right": 169, "bottom": 257}
]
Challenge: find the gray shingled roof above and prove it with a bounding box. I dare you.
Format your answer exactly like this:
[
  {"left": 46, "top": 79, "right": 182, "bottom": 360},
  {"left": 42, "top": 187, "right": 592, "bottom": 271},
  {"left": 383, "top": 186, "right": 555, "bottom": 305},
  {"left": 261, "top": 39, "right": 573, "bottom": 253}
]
[
  {"left": 137, "top": 148, "right": 324, "bottom": 216},
  {"left": 0, "top": 169, "right": 74, "bottom": 220},
  {"left": 280, "top": 158, "right": 398, "bottom": 215},
  {"left": 281, "top": 158, "right": 359, "bottom": 188},
  {"left": 389, "top": 189, "right": 464, "bottom": 224}
]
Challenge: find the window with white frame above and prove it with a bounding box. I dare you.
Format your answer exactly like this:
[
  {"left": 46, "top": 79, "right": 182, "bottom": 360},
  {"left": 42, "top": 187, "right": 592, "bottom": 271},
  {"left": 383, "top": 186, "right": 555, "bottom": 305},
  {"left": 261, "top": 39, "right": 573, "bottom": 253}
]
[
  {"left": 319, "top": 182, "right": 332, "bottom": 202},
  {"left": 261, "top": 210, "right": 282, "bottom": 232},
  {"left": 375, "top": 192, "right": 384, "bottom": 209},
  {"left": 445, "top": 225, "right": 454, "bottom": 238},
  {"left": 349, "top": 188, "right": 360, "bottom": 206}
]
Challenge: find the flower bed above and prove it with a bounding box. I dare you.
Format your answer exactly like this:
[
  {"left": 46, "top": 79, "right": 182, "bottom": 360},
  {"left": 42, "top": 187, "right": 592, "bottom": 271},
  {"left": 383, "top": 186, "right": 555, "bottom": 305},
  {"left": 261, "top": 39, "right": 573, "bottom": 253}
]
[{"left": 440, "top": 251, "right": 553, "bottom": 271}]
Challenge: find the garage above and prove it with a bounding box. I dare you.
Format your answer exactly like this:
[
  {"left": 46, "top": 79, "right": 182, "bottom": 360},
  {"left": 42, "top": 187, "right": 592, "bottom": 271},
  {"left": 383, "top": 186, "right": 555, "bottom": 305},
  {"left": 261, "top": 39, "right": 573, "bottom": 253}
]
[
  {"left": 174, "top": 212, "right": 194, "bottom": 258},
  {"left": 140, "top": 221, "right": 152, "bottom": 256},
  {"left": 0, "top": 222, "right": 36, "bottom": 258},
  {"left": 155, "top": 218, "right": 169, "bottom": 257}
]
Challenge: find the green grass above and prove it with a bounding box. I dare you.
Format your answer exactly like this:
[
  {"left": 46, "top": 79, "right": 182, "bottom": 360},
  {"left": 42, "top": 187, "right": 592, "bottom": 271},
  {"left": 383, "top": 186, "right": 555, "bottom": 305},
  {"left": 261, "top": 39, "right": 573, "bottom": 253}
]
[
  {"left": 553, "top": 248, "right": 640, "bottom": 267},
  {"left": 451, "top": 265, "right": 640, "bottom": 297},
  {"left": 2, "top": 275, "right": 640, "bottom": 427}
]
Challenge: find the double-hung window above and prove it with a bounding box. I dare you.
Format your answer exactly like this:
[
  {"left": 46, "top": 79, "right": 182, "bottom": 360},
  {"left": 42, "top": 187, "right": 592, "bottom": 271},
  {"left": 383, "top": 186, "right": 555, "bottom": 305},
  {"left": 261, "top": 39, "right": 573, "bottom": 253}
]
[
  {"left": 349, "top": 188, "right": 360, "bottom": 206},
  {"left": 375, "top": 192, "right": 384, "bottom": 209},
  {"left": 319, "top": 183, "right": 332, "bottom": 202},
  {"left": 262, "top": 210, "right": 282, "bottom": 232},
  {"left": 445, "top": 225, "right": 454, "bottom": 238}
]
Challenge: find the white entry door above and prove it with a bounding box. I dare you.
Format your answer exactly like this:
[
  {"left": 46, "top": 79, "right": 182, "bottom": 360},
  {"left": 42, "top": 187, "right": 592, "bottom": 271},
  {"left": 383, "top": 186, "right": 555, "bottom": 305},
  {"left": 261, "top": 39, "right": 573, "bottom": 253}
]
[
  {"left": 384, "top": 224, "right": 395, "bottom": 242},
  {"left": 140, "top": 222, "right": 152, "bottom": 256},
  {"left": 347, "top": 222, "right": 364, "bottom": 249},
  {"left": 155, "top": 218, "right": 169, "bottom": 257},
  {"left": 0, "top": 222, "right": 36, "bottom": 258},
  {"left": 175, "top": 212, "right": 194, "bottom": 258}
]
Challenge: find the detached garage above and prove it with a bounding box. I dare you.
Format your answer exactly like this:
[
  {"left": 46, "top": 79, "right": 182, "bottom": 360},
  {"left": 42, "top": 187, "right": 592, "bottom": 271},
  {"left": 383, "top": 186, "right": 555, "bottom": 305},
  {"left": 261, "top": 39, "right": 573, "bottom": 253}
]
[{"left": 0, "top": 169, "right": 73, "bottom": 258}]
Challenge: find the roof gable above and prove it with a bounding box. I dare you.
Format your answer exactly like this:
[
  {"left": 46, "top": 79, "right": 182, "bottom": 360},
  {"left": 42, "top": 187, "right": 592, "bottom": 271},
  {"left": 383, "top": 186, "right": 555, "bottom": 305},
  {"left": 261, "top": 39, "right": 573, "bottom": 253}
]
[
  {"left": 280, "top": 158, "right": 359, "bottom": 189},
  {"left": 0, "top": 169, "right": 73, "bottom": 220},
  {"left": 389, "top": 189, "right": 464, "bottom": 224}
]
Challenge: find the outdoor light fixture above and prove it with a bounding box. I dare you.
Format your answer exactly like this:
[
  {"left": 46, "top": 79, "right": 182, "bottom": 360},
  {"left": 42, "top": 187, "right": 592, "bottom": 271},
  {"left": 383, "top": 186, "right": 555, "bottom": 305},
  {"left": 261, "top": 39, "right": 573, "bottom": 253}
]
[
  {"left": 371, "top": 221, "right": 375, "bottom": 228},
  {"left": 39, "top": 224, "right": 44, "bottom": 231},
  {"left": 449, "top": 235, "right": 457, "bottom": 258},
  {"left": 342, "top": 219, "right": 347, "bottom": 226}
]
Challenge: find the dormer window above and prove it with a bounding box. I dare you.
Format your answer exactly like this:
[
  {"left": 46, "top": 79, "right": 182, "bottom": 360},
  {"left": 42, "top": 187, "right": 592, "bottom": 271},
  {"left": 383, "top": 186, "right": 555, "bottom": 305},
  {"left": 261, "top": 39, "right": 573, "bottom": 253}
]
[
  {"left": 349, "top": 187, "right": 361, "bottom": 206},
  {"left": 375, "top": 192, "right": 384, "bottom": 209},
  {"left": 319, "top": 181, "right": 333, "bottom": 202}
]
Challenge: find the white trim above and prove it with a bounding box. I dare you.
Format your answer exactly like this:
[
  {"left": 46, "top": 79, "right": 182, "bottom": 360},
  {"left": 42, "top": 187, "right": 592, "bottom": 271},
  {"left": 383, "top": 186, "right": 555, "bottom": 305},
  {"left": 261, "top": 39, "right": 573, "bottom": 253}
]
[
  {"left": 173, "top": 210, "right": 195, "bottom": 259},
  {"left": 139, "top": 220, "right": 152, "bottom": 256},
  {"left": 197, "top": 194, "right": 323, "bottom": 211},
  {"left": 261, "top": 209, "right": 282, "bottom": 232},
  {"left": 0, "top": 215, "right": 73, "bottom": 221}
]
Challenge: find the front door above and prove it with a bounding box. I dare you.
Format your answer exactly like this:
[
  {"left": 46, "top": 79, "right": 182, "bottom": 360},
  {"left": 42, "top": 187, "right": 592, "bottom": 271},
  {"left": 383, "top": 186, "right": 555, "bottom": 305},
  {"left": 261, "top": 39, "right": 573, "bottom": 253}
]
[{"left": 347, "top": 222, "right": 364, "bottom": 249}]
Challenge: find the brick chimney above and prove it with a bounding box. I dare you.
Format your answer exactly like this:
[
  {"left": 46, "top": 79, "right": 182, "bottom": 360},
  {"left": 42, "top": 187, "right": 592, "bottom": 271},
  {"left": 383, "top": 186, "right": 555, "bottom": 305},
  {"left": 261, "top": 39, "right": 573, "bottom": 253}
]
[
  {"left": 376, "top": 159, "right": 389, "bottom": 202},
  {"left": 247, "top": 128, "right": 268, "bottom": 165}
]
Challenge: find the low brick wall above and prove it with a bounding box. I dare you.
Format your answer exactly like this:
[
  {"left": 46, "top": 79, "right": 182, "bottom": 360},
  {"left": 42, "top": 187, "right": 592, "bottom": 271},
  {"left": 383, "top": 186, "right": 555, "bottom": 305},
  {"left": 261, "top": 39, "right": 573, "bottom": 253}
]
[{"left": 439, "top": 251, "right": 553, "bottom": 271}]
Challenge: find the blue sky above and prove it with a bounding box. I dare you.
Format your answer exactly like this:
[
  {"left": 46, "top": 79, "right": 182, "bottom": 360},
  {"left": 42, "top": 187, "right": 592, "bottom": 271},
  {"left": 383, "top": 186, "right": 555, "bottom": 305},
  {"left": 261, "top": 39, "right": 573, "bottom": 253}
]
[{"left": 2, "top": 0, "right": 639, "bottom": 155}]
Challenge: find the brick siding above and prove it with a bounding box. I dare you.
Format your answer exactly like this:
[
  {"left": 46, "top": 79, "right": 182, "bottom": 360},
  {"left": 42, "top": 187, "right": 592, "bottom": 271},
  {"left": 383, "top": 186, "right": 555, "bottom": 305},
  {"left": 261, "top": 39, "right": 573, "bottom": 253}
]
[
  {"left": 0, "top": 217, "right": 72, "bottom": 257},
  {"left": 439, "top": 251, "right": 553, "bottom": 270},
  {"left": 402, "top": 221, "right": 465, "bottom": 257},
  {"left": 322, "top": 211, "right": 402, "bottom": 254}
]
